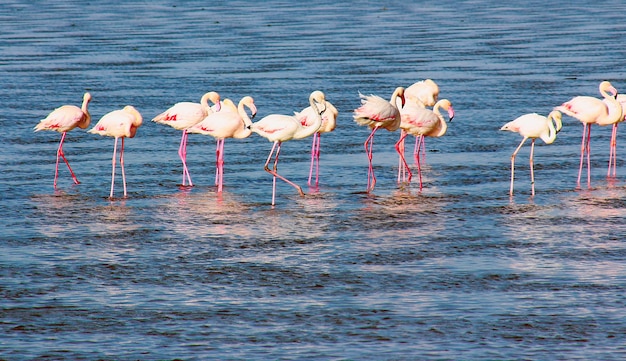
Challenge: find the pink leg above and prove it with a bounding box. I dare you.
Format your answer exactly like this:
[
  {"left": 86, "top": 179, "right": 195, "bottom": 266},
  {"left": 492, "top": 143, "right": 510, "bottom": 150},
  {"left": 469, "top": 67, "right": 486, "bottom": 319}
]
[
  {"left": 509, "top": 136, "right": 528, "bottom": 196},
  {"left": 577, "top": 124, "right": 587, "bottom": 188},
  {"left": 216, "top": 138, "right": 225, "bottom": 192},
  {"left": 314, "top": 133, "right": 321, "bottom": 186},
  {"left": 586, "top": 124, "right": 592, "bottom": 188},
  {"left": 529, "top": 139, "right": 535, "bottom": 197},
  {"left": 120, "top": 137, "right": 127, "bottom": 198},
  {"left": 364, "top": 127, "right": 379, "bottom": 192},
  {"left": 179, "top": 131, "right": 193, "bottom": 186},
  {"left": 395, "top": 131, "right": 412, "bottom": 183},
  {"left": 110, "top": 137, "right": 118, "bottom": 199},
  {"left": 215, "top": 139, "right": 221, "bottom": 187},
  {"left": 263, "top": 141, "right": 304, "bottom": 206},
  {"left": 54, "top": 132, "right": 80, "bottom": 188},
  {"left": 308, "top": 133, "right": 318, "bottom": 186},
  {"left": 608, "top": 123, "right": 618, "bottom": 178},
  {"left": 416, "top": 136, "right": 424, "bottom": 190}
]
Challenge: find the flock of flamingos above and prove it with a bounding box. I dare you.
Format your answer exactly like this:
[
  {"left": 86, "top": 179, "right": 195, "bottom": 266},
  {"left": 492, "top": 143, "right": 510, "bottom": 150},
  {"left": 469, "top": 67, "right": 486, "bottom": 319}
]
[{"left": 34, "top": 79, "right": 626, "bottom": 205}]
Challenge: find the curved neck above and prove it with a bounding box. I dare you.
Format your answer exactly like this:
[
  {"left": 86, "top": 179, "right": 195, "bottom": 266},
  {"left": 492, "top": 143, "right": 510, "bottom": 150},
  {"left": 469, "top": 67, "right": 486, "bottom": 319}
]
[
  {"left": 235, "top": 100, "right": 254, "bottom": 138},
  {"left": 293, "top": 96, "right": 322, "bottom": 139}
]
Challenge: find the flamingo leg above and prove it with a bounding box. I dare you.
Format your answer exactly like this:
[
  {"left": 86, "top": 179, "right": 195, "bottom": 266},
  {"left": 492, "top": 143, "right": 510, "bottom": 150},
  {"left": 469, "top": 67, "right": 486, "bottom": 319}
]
[
  {"left": 216, "top": 138, "right": 225, "bottom": 192},
  {"left": 364, "top": 127, "right": 379, "bottom": 192},
  {"left": 416, "top": 135, "right": 425, "bottom": 190},
  {"left": 586, "top": 124, "right": 592, "bottom": 188},
  {"left": 509, "top": 136, "right": 528, "bottom": 196},
  {"left": 397, "top": 131, "right": 405, "bottom": 182},
  {"left": 264, "top": 141, "right": 304, "bottom": 206},
  {"left": 577, "top": 124, "right": 587, "bottom": 188},
  {"left": 179, "top": 131, "right": 193, "bottom": 186},
  {"left": 110, "top": 137, "right": 118, "bottom": 199},
  {"left": 395, "top": 131, "right": 412, "bottom": 184},
  {"left": 608, "top": 123, "right": 618, "bottom": 178},
  {"left": 53, "top": 132, "right": 80, "bottom": 188},
  {"left": 529, "top": 139, "right": 536, "bottom": 197},
  {"left": 308, "top": 133, "right": 321, "bottom": 187},
  {"left": 120, "top": 137, "right": 127, "bottom": 198}
]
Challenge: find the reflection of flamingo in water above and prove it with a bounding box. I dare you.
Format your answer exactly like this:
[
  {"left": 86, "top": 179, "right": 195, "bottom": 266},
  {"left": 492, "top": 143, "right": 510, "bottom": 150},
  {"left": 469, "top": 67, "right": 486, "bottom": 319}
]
[
  {"left": 353, "top": 87, "right": 405, "bottom": 193},
  {"left": 500, "top": 110, "right": 562, "bottom": 196},
  {"left": 249, "top": 91, "right": 325, "bottom": 206},
  {"left": 294, "top": 97, "right": 338, "bottom": 187},
  {"left": 554, "top": 81, "right": 622, "bottom": 187},
  {"left": 187, "top": 96, "right": 257, "bottom": 192},
  {"left": 153, "top": 92, "right": 221, "bottom": 187},
  {"left": 396, "top": 99, "right": 454, "bottom": 189},
  {"left": 89, "top": 106, "right": 143, "bottom": 199},
  {"left": 404, "top": 79, "right": 440, "bottom": 157},
  {"left": 34, "top": 92, "right": 92, "bottom": 188}
]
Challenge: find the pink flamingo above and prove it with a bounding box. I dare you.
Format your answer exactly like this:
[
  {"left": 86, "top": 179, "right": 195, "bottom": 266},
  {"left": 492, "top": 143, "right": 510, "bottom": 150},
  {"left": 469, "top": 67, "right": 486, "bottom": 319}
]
[
  {"left": 353, "top": 87, "right": 406, "bottom": 192},
  {"left": 294, "top": 97, "right": 338, "bottom": 186},
  {"left": 89, "top": 105, "right": 143, "bottom": 199},
  {"left": 249, "top": 91, "right": 326, "bottom": 206},
  {"left": 397, "top": 99, "right": 455, "bottom": 189},
  {"left": 187, "top": 96, "right": 257, "bottom": 192},
  {"left": 500, "top": 111, "right": 562, "bottom": 196},
  {"left": 554, "top": 81, "right": 622, "bottom": 187},
  {"left": 404, "top": 79, "right": 440, "bottom": 157},
  {"left": 153, "top": 92, "right": 221, "bottom": 187},
  {"left": 34, "top": 92, "right": 92, "bottom": 188}
]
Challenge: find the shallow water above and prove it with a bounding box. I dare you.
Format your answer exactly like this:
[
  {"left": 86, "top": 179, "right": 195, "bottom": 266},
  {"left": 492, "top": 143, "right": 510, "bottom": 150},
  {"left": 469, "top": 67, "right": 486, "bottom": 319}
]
[{"left": 2, "top": 0, "right": 626, "bottom": 360}]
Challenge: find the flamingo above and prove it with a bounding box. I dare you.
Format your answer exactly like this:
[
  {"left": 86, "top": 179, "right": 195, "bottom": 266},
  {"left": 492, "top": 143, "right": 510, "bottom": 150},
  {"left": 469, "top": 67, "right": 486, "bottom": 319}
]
[
  {"left": 249, "top": 91, "right": 326, "bottom": 206},
  {"left": 353, "top": 87, "right": 406, "bottom": 192},
  {"left": 554, "top": 81, "right": 622, "bottom": 187},
  {"left": 187, "top": 96, "right": 257, "bottom": 192},
  {"left": 294, "top": 97, "right": 338, "bottom": 186},
  {"left": 153, "top": 91, "right": 221, "bottom": 187},
  {"left": 397, "top": 99, "right": 455, "bottom": 189},
  {"left": 500, "top": 111, "right": 563, "bottom": 196},
  {"left": 404, "top": 79, "right": 440, "bottom": 157},
  {"left": 34, "top": 92, "right": 92, "bottom": 188},
  {"left": 88, "top": 105, "right": 143, "bottom": 199}
]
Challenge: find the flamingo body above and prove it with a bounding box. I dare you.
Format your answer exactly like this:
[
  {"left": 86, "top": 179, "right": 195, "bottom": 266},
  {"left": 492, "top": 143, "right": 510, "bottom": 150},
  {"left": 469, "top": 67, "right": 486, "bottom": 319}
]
[
  {"left": 404, "top": 79, "right": 439, "bottom": 107},
  {"left": 89, "top": 105, "right": 143, "bottom": 199},
  {"left": 35, "top": 92, "right": 92, "bottom": 188},
  {"left": 501, "top": 111, "right": 562, "bottom": 196}
]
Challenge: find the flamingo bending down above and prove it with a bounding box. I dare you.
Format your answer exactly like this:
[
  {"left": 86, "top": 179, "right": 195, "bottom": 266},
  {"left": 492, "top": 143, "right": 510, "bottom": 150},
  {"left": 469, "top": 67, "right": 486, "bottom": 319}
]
[
  {"left": 187, "top": 96, "right": 257, "bottom": 192},
  {"left": 89, "top": 106, "right": 143, "bottom": 199},
  {"left": 353, "top": 87, "right": 406, "bottom": 192},
  {"left": 34, "top": 92, "right": 92, "bottom": 188},
  {"left": 294, "top": 98, "right": 338, "bottom": 186},
  {"left": 554, "top": 81, "right": 622, "bottom": 187},
  {"left": 249, "top": 91, "right": 326, "bottom": 206},
  {"left": 397, "top": 99, "right": 455, "bottom": 189},
  {"left": 500, "top": 111, "right": 562, "bottom": 196},
  {"left": 153, "top": 91, "right": 221, "bottom": 186}
]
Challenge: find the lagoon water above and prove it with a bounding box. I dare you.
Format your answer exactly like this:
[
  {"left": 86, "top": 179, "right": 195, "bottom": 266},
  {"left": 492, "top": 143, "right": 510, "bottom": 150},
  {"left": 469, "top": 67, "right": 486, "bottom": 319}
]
[{"left": 2, "top": 1, "right": 626, "bottom": 360}]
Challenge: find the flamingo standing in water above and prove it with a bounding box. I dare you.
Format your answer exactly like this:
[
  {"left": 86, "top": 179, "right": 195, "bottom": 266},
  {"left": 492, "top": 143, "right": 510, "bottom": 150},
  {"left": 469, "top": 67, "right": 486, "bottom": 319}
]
[
  {"left": 249, "top": 91, "right": 325, "bottom": 206},
  {"left": 353, "top": 87, "right": 405, "bottom": 192},
  {"left": 404, "top": 79, "right": 440, "bottom": 157},
  {"left": 34, "top": 92, "right": 92, "bottom": 188},
  {"left": 153, "top": 91, "right": 221, "bottom": 187},
  {"left": 397, "top": 99, "right": 455, "bottom": 189},
  {"left": 294, "top": 97, "right": 338, "bottom": 187},
  {"left": 554, "top": 81, "right": 622, "bottom": 187},
  {"left": 187, "top": 96, "right": 257, "bottom": 192},
  {"left": 89, "top": 105, "right": 143, "bottom": 199},
  {"left": 500, "top": 111, "right": 562, "bottom": 196}
]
